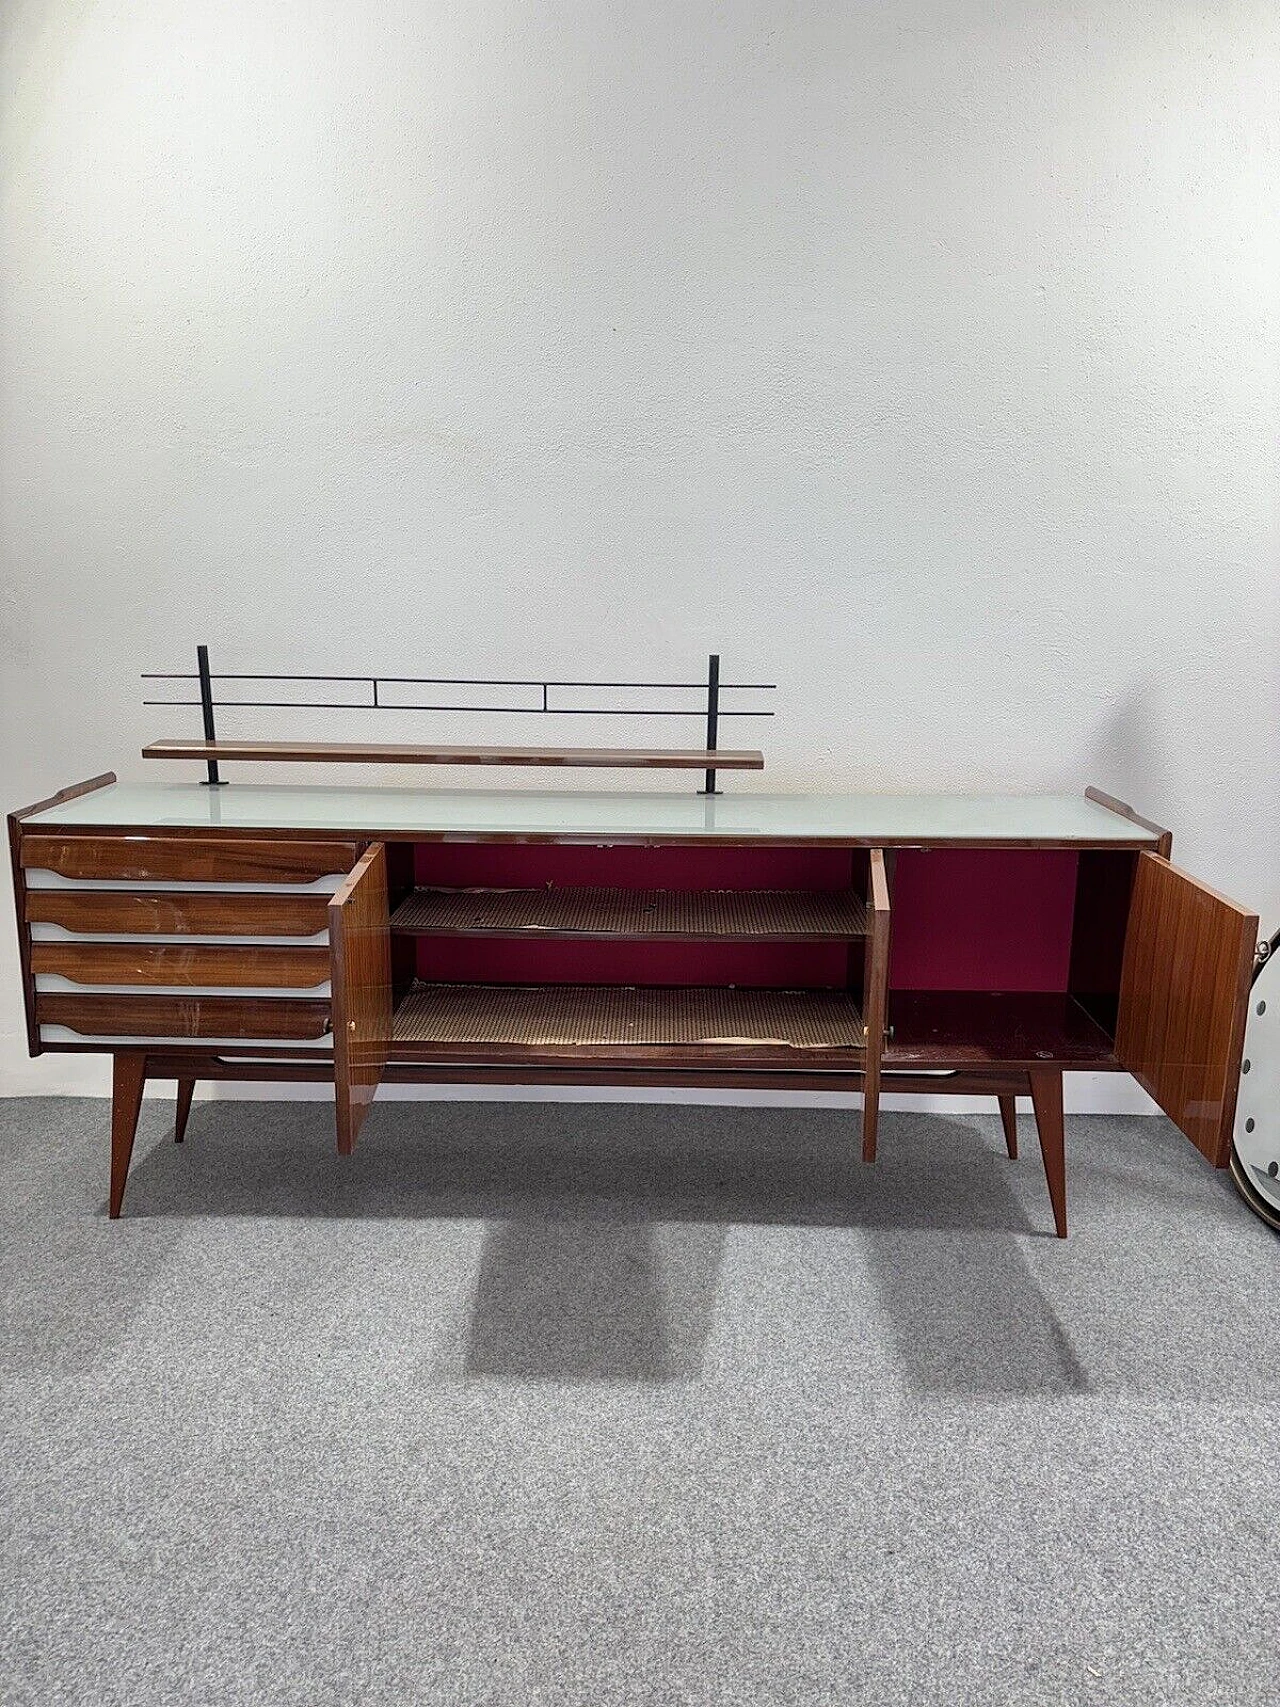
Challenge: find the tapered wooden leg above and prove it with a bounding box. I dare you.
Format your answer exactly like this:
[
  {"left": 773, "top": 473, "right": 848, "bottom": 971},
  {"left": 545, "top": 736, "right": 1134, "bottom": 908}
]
[
  {"left": 109, "top": 1052, "right": 147, "bottom": 1219},
  {"left": 1028, "top": 1068, "right": 1067, "bottom": 1239},
  {"left": 861, "top": 1065, "right": 880, "bottom": 1164},
  {"left": 997, "top": 1094, "right": 1019, "bottom": 1159},
  {"left": 173, "top": 1079, "right": 195, "bottom": 1144}
]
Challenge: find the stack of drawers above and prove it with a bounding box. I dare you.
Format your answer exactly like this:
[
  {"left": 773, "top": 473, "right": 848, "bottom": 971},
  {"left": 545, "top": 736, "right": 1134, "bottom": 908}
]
[{"left": 20, "top": 835, "right": 358, "bottom": 1051}]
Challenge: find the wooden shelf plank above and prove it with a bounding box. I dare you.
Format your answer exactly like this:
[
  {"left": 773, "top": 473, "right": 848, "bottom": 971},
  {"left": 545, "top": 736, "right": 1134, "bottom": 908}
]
[
  {"left": 143, "top": 739, "right": 764, "bottom": 771},
  {"left": 392, "top": 982, "right": 864, "bottom": 1064},
  {"left": 391, "top": 886, "right": 868, "bottom": 940}
]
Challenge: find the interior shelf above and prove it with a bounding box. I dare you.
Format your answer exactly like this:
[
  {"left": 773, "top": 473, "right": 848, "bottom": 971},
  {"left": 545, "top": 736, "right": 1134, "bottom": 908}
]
[
  {"left": 391, "top": 886, "right": 868, "bottom": 940},
  {"left": 883, "top": 992, "right": 1118, "bottom": 1069},
  {"left": 392, "top": 982, "right": 865, "bottom": 1058}
]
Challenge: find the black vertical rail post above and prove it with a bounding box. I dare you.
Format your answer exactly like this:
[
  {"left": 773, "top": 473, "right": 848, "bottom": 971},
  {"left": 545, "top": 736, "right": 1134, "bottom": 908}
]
[
  {"left": 701, "top": 652, "right": 720, "bottom": 795},
  {"left": 196, "top": 645, "right": 224, "bottom": 786}
]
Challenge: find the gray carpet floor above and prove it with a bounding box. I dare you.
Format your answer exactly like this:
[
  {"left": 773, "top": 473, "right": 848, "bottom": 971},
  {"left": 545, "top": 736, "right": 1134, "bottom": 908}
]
[{"left": 1, "top": 1095, "right": 1278, "bottom": 1706}]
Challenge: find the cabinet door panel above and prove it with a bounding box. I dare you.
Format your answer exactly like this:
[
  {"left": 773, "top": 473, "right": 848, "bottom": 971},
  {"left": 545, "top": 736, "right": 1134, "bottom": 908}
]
[
  {"left": 859, "top": 849, "right": 891, "bottom": 1161},
  {"left": 1115, "top": 852, "right": 1256, "bottom": 1165},
  {"left": 329, "top": 844, "right": 392, "bottom": 1154}
]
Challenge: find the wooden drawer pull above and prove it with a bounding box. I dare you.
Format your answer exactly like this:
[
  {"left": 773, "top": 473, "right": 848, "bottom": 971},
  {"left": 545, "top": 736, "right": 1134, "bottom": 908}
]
[
  {"left": 21, "top": 836, "right": 358, "bottom": 885},
  {"left": 25, "top": 890, "right": 332, "bottom": 937},
  {"left": 37, "top": 994, "right": 332, "bottom": 1040},
  {"left": 32, "top": 942, "right": 330, "bottom": 989}
]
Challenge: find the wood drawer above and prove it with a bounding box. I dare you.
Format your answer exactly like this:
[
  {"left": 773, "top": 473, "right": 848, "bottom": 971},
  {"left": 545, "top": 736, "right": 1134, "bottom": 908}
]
[
  {"left": 31, "top": 942, "right": 331, "bottom": 989},
  {"left": 37, "top": 993, "right": 332, "bottom": 1041},
  {"left": 20, "top": 835, "right": 358, "bottom": 885},
  {"left": 25, "top": 890, "right": 332, "bottom": 937}
]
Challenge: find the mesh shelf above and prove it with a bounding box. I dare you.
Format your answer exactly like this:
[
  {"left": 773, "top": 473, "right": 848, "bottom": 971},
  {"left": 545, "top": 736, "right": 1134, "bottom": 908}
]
[
  {"left": 394, "top": 983, "right": 865, "bottom": 1052},
  {"left": 391, "top": 886, "right": 867, "bottom": 940}
]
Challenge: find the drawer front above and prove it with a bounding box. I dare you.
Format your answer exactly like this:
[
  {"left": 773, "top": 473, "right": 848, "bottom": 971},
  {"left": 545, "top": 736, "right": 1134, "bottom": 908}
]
[
  {"left": 16, "top": 833, "right": 358, "bottom": 1052},
  {"left": 31, "top": 942, "right": 330, "bottom": 990},
  {"left": 37, "top": 993, "right": 332, "bottom": 1041},
  {"left": 21, "top": 835, "right": 358, "bottom": 884},
  {"left": 25, "top": 889, "right": 332, "bottom": 937}
]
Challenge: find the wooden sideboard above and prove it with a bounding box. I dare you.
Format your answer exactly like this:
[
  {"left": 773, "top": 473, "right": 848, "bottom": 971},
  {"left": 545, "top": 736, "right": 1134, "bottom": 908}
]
[{"left": 8, "top": 776, "right": 1258, "bottom": 1235}]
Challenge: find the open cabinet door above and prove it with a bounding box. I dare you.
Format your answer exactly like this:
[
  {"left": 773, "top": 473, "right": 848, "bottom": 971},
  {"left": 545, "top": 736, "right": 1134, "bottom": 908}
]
[
  {"left": 860, "top": 848, "right": 890, "bottom": 1162},
  {"left": 329, "top": 843, "right": 392, "bottom": 1154},
  {"left": 1115, "top": 851, "right": 1257, "bottom": 1166}
]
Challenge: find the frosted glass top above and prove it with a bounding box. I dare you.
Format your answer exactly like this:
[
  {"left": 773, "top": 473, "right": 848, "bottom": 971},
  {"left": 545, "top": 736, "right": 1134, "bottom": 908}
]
[{"left": 24, "top": 783, "right": 1161, "bottom": 847}]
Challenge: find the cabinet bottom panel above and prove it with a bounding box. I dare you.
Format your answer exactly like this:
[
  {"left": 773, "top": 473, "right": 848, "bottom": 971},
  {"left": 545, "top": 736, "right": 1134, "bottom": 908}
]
[
  {"left": 884, "top": 991, "right": 1118, "bottom": 1068},
  {"left": 392, "top": 982, "right": 865, "bottom": 1066}
]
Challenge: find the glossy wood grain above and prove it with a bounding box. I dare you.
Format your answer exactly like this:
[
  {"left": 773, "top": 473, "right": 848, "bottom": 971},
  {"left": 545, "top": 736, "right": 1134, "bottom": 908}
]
[
  {"left": 1115, "top": 850, "right": 1256, "bottom": 1165},
  {"left": 38, "top": 993, "right": 331, "bottom": 1040},
  {"left": 21, "top": 835, "right": 358, "bottom": 884},
  {"left": 861, "top": 848, "right": 891, "bottom": 1162},
  {"left": 174, "top": 1078, "right": 195, "bottom": 1144},
  {"left": 884, "top": 992, "right": 1118, "bottom": 1069},
  {"left": 144, "top": 739, "right": 765, "bottom": 771},
  {"left": 121, "top": 1050, "right": 1039, "bottom": 1099},
  {"left": 8, "top": 815, "right": 36, "bottom": 1055},
  {"left": 330, "top": 843, "right": 392, "bottom": 1154},
  {"left": 12, "top": 773, "right": 120, "bottom": 823},
  {"left": 1028, "top": 1068, "right": 1067, "bottom": 1237},
  {"left": 9, "top": 774, "right": 119, "bottom": 1058},
  {"left": 1084, "top": 786, "right": 1173, "bottom": 860},
  {"left": 25, "top": 889, "right": 332, "bottom": 937},
  {"left": 997, "top": 1095, "right": 1019, "bottom": 1159},
  {"left": 10, "top": 776, "right": 1259, "bottom": 1233},
  {"left": 32, "top": 941, "right": 330, "bottom": 988},
  {"left": 109, "top": 1051, "right": 146, "bottom": 1218}
]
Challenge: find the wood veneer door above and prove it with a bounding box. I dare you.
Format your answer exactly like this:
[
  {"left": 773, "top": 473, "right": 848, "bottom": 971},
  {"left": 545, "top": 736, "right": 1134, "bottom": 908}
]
[
  {"left": 861, "top": 849, "right": 890, "bottom": 1162},
  {"left": 330, "top": 844, "right": 392, "bottom": 1154},
  {"left": 1115, "top": 851, "right": 1257, "bottom": 1166}
]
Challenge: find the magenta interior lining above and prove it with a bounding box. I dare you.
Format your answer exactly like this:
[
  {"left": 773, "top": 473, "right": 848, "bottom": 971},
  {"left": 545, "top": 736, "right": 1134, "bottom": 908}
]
[{"left": 407, "top": 844, "right": 1079, "bottom": 991}]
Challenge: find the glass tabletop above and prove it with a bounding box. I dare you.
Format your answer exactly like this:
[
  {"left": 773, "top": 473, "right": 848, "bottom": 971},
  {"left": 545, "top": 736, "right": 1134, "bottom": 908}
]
[{"left": 23, "top": 782, "right": 1161, "bottom": 847}]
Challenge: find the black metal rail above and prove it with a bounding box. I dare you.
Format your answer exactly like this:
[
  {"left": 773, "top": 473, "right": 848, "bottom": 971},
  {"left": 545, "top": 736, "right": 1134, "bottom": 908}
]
[{"left": 143, "top": 649, "right": 775, "bottom": 793}]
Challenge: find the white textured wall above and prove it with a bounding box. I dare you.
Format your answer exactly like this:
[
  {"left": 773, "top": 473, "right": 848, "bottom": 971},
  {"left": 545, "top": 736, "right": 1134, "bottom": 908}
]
[{"left": 2, "top": 1, "right": 1277, "bottom": 1106}]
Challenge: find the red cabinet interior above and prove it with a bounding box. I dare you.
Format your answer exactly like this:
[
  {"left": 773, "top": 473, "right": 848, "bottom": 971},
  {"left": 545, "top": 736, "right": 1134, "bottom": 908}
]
[
  {"left": 411, "top": 844, "right": 857, "bottom": 890},
  {"left": 395, "top": 844, "right": 1134, "bottom": 1028},
  {"left": 888, "top": 849, "right": 1079, "bottom": 991},
  {"left": 408, "top": 844, "right": 859, "bottom": 989}
]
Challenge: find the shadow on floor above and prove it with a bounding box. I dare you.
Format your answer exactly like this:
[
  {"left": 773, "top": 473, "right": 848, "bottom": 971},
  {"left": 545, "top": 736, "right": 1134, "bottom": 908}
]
[
  {"left": 463, "top": 1218, "right": 726, "bottom": 1381},
  {"left": 862, "top": 1228, "right": 1091, "bottom": 1396},
  {"left": 125, "top": 1098, "right": 1038, "bottom": 1231},
  {"left": 108, "top": 1099, "right": 1092, "bottom": 1392}
]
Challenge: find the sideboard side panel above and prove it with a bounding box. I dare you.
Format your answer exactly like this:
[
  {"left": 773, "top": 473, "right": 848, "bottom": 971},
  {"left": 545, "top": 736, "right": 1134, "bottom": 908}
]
[
  {"left": 10, "top": 774, "right": 119, "bottom": 1058},
  {"left": 8, "top": 813, "right": 38, "bottom": 1056}
]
